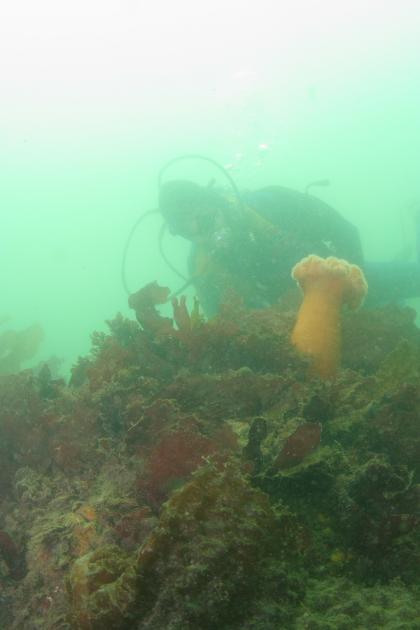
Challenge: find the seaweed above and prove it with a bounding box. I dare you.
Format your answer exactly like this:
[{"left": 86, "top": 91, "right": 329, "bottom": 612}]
[{"left": 1, "top": 288, "right": 420, "bottom": 629}]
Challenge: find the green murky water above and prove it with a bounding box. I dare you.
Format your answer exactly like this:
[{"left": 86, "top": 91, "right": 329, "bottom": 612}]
[{"left": 1, "top": 0, "right": 419, "bottom": 377}]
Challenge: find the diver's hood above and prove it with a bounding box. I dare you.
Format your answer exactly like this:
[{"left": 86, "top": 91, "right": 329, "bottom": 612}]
[{"left": 159, "top": 180, "right": 214, "bottom": 221}]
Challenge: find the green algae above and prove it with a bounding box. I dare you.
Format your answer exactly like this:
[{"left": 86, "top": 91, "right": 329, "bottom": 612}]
[
  {"left": 66, "top": 462, "right": 306, "bottom": 630},
  {"left": 375, "top": 340, "right": 420, "bottom": 399},
  {"left": 133, "top": 461, "right": 305, "bottom": 629},
  {"left": 295, "top": 577, "right": 420, "bottom": 630}
]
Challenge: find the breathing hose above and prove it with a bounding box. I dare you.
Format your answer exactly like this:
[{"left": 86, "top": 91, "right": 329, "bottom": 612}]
[{"left": 122, "top": 155, "right": 244, "bottom": 297}]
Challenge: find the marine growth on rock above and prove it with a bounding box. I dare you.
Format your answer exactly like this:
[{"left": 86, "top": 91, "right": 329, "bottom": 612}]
[{"left": 1, "top": 286, "right": 420, "bottom": 629}]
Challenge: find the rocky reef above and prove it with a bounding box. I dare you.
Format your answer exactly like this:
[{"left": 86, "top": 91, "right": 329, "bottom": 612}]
[{"left": 1, "top": 289, "right": 420, "bottom": 629}]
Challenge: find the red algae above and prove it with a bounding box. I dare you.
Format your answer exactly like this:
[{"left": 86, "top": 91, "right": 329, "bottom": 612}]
[
  {"left": 270, "top": 422, "right": 322, "bottom": 471},
  {"left": 1, "top": 288, "right": 420, "bottom": 628}
]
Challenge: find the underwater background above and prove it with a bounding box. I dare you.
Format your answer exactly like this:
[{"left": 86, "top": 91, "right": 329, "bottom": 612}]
[
  {"left": 2, "top": 3, "right": 420, "bottom": 630},
  {"left": 1, "top": 0, "right": 419, "bottom": 377}
]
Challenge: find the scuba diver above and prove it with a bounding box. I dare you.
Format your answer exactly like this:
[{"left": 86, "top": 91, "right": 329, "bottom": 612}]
[
  {"left": 122, "top": 156, "right": 420, "bottom": 315},
  {"left": 158, "top": 178, "right": 420, "bottom": 316}
]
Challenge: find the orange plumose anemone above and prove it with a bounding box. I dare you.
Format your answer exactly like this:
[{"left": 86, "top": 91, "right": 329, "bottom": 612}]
[{"left": 290, "top": 255, "right": 368, "bottom": 380}]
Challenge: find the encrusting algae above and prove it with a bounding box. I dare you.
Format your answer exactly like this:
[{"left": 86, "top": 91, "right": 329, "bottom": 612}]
[
  {"left": 290, "top": 255, "right": 368, "bottom": 380},
  {"left": 2, "top": 283, "right": 420, "bottom": 629}
]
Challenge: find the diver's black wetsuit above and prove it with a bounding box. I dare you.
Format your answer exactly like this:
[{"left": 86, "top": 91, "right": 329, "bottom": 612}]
[
  {"left": 242, "top": 187, "right": 364, "bottom": 266},
  {"left": 188, "top": 186, "right": 420, "bottom": 316}
]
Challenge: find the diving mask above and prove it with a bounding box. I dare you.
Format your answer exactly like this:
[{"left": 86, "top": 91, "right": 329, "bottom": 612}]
[{"left": 167, "top": 205, "right": 217, "bottom": 238}]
